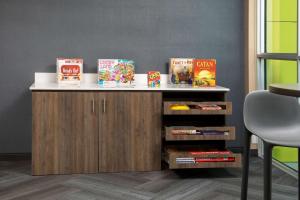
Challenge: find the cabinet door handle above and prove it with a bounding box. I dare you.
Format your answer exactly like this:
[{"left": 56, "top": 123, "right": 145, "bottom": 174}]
[
  {"left": 103, "top": 98, "right": 106, "bottom": 113},
  {"left": 92, "top": 99, "right": 95, "bottom": 113}
]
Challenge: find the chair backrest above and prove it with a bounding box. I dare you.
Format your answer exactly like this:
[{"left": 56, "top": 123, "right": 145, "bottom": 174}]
[{"left": 244, "top": 90, "right": 300, "bottom": 134}]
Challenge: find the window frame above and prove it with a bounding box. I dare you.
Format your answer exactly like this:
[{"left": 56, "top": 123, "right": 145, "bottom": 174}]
[{"left": 257, "top": 0, "right": 300, "bottom": 89}]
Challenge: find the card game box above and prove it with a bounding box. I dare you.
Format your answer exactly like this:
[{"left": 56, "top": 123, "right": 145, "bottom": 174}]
[{"left": 147, "top": 71, "right": 160, "bottom": 87}]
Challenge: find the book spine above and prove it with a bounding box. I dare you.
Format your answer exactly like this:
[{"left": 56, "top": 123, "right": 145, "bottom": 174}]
[
  {"left": 171, "top": 130, "right": 202, "bottom": 135},
  {"left": 190, "top": 151, "right": 232, "bottom": 155},
  {"left": 202, "top": 130, "right": 228, "bottom": 135},
  {"left": 195, "top": 157, "right": 235, "bottom": 163},
  {"left": 176, "top": 157, "right": 195, "bottom": 160},
  {"left": 171, "top": 130, "right": 228, "bottom": 136},
  {"left": 176, "top": 160, "right": 195, "bottom": 164}
]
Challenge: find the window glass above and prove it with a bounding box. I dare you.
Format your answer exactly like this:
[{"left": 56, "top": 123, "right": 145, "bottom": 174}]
[
  {"left": 273, "top": 147, "right": 298, "bottom": 169},
  {"left": 266, "top": 0, "right": 297, "bottom": 21},
  {"left": 266, "top": 60, "right": 297, "bottom": 86},
  {"left": 266, "top": 0, "right": 297, "bottom": 53},
  {"left": 266, "top": 22, "right": 297, "bottom": 53}
]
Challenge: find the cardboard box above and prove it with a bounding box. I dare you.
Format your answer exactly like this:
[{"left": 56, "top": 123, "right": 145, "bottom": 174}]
[
  {"left": 98, "top": 59, "right": 135, "bottom": 87},
  {"left": 57, "top": 58, "right": 83, "bottom": 85},
  {"left": 169, "top": 58, "right": 193, "bottom": 84},
  {"left": 98, "top": 59, "right": 119, "bottom": 87},
  {"left": 147, "top": 71, "right": 160, "bottom": 87},
  {"left": 193, "top": 59, "right": 216, "bottom": 87}
]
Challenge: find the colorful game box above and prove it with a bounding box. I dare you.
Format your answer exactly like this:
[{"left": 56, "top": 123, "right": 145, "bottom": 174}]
[
  {"left": 57, "top": 58, "right": 83, "bottom": 85},
  {"left": 118, "top": 59, "right": 135, "bottom": 86},
  {"left": 98, "top": 59, "right": 135, "bottom": 87},
  {"left": 147, "top": 71, "right": 160, "bottom": 87},
  {"left": 193, "top": 59, "right": 216, "bottom": 87},
  {"left": 169, "top": 58, "right": 193, "bottom": 84},
  {"left": 98, "top": 59, "right": 119, "bottom": 87}
]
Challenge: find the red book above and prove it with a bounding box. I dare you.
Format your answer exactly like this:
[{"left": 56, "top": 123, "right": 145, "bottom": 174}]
[
  {"left": 195, "top": 157, "right": 235, "bottom": 163},
  {"left": 190, "top": 151, "right": 232, "bottom": 155}
]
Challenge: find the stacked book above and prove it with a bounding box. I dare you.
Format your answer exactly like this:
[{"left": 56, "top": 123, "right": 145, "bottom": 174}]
[
  {"left": 169, "top": 103, "right": 223, "bottom": 111},
  {"left": 176, "top": 157, "right": 195, "bottom": 164},
  {"left": 175, "top": 150, "right": 235, "bottom": 164},
  {"left": 171, "top": 129, "right": 229, "bottom": 136},
  {"left": 196, "top": 104, "right": 222, "bottom": 111},
  {"left": 192, "top": 151, "right": 235, "bottom": 163}
]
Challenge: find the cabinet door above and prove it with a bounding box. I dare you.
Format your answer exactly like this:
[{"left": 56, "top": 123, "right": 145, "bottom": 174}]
[
  {"left": 32, "top": 92, "right": 98, "bottom": 175},
  {"left": 98, "top": 92, "right": 162, "bottom": 172}
]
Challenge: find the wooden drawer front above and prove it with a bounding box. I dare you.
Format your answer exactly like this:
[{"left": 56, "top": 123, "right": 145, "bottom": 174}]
[
  {"left": 163, "top": 101, "right": 232, "bottom": 115},
  {"left": 164, "top": 148, "right": 241, "bottom": 169},
  {"left": 165, "top": 126, "right": 235, "bottom": 141}
]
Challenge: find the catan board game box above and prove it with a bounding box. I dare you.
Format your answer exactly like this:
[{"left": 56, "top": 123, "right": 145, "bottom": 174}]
[{"left": 193, "top": 59, "right": 216, "bottom": 87}]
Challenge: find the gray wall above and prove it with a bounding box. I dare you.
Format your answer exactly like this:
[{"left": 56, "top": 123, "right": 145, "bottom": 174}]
[{"left": 0, "top": 0, "right": 244, "bottom": 153}]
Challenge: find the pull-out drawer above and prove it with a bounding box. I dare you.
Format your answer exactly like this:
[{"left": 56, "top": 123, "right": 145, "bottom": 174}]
[
  {"left": 164, "top": 147, "right": 241, "bottom": 169},
  {"left": 163, "top": 101, "right": 232, "bottom": 115},
  {"left": 165, "top": 126, "right": 235, "bottom": 141}
]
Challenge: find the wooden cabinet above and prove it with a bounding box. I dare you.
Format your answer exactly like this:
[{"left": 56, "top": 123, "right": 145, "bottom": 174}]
[
  {"left": 32, "top": 89, "right": 238, "bottom": 175},
  {"left": 32, "top": 91, "right": 162, "bottom": 175},
  {"left": 32, "top": 92, "right": 98, "bottom": 175},
  {"left": 98, "top": 92, "right": 162, "bottom": 172}
]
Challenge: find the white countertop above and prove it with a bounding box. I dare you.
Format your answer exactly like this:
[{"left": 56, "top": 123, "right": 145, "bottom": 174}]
[{"left": 30, "top": 73, "right": 230, "bottom": 92}]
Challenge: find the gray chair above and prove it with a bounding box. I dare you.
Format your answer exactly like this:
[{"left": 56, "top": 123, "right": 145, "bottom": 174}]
[{"left": 242, "top": 90, "right": 300, "bottom": 200}]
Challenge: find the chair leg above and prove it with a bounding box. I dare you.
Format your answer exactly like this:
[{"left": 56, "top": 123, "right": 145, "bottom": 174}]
[
  {"left": 298, "top": 148, "right": 300, "bottom": 200},
  {"left": 263, "top": 142, "right": 273, "bottom": 200},
  {"left": 241, "top": 129, "right": 252, "bottom": 200}
]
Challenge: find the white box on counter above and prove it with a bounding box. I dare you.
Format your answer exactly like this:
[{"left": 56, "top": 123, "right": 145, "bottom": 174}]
[{"left": 57, "top": 58, "right": 83, "bottom": 85}]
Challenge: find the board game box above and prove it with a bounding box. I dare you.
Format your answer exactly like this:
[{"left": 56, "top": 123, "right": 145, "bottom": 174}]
[
  {"left": 193, "top": 59, "right": 216, "bottom": 87},
  {"left": 147, "top": 71, "right": 160, "bottom": 87},
  {"left": 57, "top": 58, "right": 83, "bottom": 85},
  {"left": 169, "top": 58, "right": 193, "bottom": 84},
  {"left": 98, "top": 59, "right": 119, "bottom": 87},
  {"left": 98, "top": 59, "right": 135, "bottom": 87}
]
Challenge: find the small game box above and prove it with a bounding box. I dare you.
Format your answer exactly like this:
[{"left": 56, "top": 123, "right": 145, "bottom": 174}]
[
  {"left": 147, "top": 71, "right": 160, "bottom": 87},
  {"left": 57, "top": 58, "right": 83, "bottom": 85}
]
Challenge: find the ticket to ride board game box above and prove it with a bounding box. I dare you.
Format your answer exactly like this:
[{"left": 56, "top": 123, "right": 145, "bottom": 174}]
[
  {"left": 169, "top": 58, "right": 193, "bottom": 84},
  {"left": 57, "top": 58, "right": 83, "bottom": 85},
  {"left": 147, "top": 71, "right": 160, "bottom": 87},
  {"left": 193, "top": 59, "right": 216, "bottom": 87},
  {"left": 98, "top": 59, "right": 135, "bottom": 87}
]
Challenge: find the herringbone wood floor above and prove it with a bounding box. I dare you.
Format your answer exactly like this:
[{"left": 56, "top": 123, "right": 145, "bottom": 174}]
[{"left": 0, "top": 157, "right": 297, "bottom": 200}]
